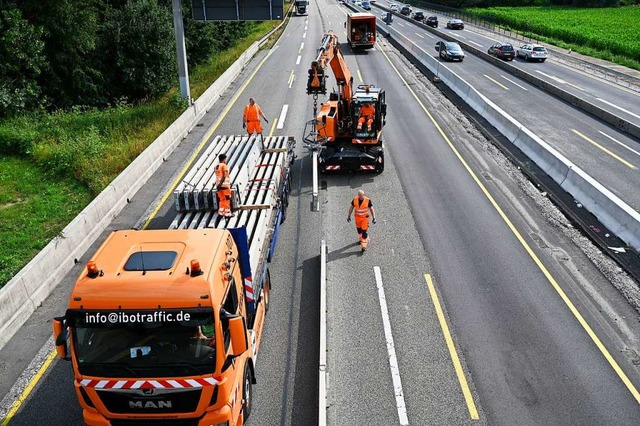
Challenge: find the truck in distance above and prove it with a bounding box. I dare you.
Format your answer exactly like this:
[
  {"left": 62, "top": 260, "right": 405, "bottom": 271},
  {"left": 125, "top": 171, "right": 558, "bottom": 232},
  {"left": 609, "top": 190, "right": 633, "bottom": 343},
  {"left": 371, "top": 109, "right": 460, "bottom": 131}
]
[{"left": 346, "top": 12, "right": 377, "bottom": 49}]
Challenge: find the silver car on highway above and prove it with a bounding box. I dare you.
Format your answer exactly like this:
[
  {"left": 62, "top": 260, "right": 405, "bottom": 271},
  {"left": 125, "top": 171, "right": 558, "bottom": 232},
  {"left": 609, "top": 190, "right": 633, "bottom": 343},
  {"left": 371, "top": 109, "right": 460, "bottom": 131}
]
[{"left": 517, "top": 43, "right": 548, "bottom": 62}]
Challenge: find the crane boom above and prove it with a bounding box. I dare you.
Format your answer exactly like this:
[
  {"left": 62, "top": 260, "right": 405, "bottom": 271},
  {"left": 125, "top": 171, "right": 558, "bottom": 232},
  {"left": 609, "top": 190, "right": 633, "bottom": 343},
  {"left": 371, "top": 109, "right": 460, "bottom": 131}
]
[{"left": 305, "top": 32, "right": 387, "bottom": 174}]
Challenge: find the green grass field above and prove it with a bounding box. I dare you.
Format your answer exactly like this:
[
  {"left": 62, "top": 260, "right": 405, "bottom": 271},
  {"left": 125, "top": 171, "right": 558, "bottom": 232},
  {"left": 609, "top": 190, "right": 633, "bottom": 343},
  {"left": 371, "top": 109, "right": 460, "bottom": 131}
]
[
  {"left": 467, "top": 6, "right": 640, "bottom": 70},
  {"left": 0, "top": 20, "right": 280, "bottom": 289}
]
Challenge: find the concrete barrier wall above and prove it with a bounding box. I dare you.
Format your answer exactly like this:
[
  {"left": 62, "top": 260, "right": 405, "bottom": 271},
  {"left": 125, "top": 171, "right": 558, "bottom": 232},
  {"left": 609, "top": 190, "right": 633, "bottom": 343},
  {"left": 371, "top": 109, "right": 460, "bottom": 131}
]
[
  {"left": 0, "top": 27, "right": 276, "bottom": 350},
  {"left": 378, "top": 18, "right": 640, "bottom": 252}
]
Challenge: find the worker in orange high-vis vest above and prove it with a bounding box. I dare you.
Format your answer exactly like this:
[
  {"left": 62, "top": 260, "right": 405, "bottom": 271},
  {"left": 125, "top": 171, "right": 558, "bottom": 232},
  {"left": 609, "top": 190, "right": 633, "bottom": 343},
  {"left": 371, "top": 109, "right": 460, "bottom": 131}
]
[
  {"left": 347, "top": 190, "right": 377, "bottom": 251},
  {"left": 357, "top": 101, "right": 375, "bottom": 132},
  {"left": 243, "top": 97, "right": 269, "bottom": 141},
  {"left": 215, "top": 153, "right": 234, "bottom": 218}
]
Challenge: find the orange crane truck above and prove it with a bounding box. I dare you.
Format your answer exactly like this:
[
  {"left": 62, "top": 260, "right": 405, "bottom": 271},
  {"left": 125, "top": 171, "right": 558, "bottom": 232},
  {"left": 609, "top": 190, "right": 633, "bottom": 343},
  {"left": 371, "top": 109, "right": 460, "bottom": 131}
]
[
  {"left": 346, "top": 13, "right": 377, "bottom": 49},
  {"left": 52, "top": 135, "right": 294, "bottom": 426},
  {"left": 307, "top": 32, "right": 386, "bottom": 173}
]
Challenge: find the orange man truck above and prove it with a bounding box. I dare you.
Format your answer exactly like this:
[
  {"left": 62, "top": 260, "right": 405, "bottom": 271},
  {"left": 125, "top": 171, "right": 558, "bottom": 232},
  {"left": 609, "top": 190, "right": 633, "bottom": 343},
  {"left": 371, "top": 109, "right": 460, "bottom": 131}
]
[
  {"left": 52, "top": 135, "right": 294, "bottom": 425},
  {"left": 346, "top": 12, "right": 377, "bottom": 49}
]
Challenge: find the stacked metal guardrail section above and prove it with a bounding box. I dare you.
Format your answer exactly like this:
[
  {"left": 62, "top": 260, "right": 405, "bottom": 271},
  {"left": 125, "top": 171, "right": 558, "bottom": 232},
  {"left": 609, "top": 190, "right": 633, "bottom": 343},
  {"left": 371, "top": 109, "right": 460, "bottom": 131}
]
[{"left": 170, "top": 134, "right": 295, "bottom": 276}]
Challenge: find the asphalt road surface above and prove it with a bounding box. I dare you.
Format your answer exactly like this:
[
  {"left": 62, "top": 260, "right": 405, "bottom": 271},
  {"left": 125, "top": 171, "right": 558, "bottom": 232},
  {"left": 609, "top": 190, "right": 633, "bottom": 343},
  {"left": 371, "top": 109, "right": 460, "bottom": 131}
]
[
  {"left": 374, "top": 0, "right": 640, "bottom": 216},
  {"left": 2, "top": 1, "right": 640, "bottom": 425}
]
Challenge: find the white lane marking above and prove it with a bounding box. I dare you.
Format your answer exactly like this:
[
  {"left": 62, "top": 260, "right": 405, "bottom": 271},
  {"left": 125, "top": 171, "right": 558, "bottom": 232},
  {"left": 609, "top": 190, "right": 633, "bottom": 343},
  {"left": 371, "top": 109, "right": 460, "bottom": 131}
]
[
  {"left": 299, "top": 42, "right": 305, "bottom": 53},
  {"left": 484, "top": 74, "right": 509, "bottom": 90},
  {"left": 296, "top": 55, "right": 301, "bottom": 65},
  {"left": 374, "top": 266, "right": 410, "bottom": 425},
  {"left": 397, "top": 22, "right": 405, "bottom": 27},
  {"left": 469, "top": 31, "right": 496, "bottom": 41},
  {"left": 277, "top": 104, "right": 289, "bottom": 129},
  {"left": 467, "top": 40, "right": 483, "bottom": 47},
  {"left": 415, "top": 32, "right": 424, "bottom": 39},
  {"left": 305, "top": 25, "right": 308, "bottom": 31},
  {"left": 455, "top": 34, "right": 466, "bottom": 39},
  {"left": 422, "top": 32, "right": 434, "bottom": 39},
  {"left": 598, "top": 131, "right": 640, "bottom": 157},
  {"left": 535, "top": 70, "right": 583, "bottom": 90},
  {"left": 303, "top": 31, "right": 307, "bottom": 39},
  {"left": 596, "top": 98, "right": 640, "bottom": 120},
  {"left": 501, "top": 75, "right": 528, "bottom": 91}
]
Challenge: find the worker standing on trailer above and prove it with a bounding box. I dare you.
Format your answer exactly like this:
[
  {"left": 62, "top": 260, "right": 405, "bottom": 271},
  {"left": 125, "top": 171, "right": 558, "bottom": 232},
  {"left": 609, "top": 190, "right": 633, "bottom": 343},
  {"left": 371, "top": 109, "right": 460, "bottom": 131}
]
[
  {"left": 215, "top": 153, "right": 234, "bottom": 218},
  {"left": 347, "top": 189, "right": 377, "bottom": 251},
  {"left": 243, "top": 97, "right": 269, "bottom": 141}
]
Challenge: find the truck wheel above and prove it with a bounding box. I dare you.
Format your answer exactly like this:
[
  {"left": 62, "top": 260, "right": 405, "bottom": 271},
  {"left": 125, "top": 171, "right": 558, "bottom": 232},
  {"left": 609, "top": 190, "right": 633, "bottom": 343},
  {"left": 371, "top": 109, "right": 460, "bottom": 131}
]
[{"left": 242, "top": 365, "right": 253, "bottom": 421}]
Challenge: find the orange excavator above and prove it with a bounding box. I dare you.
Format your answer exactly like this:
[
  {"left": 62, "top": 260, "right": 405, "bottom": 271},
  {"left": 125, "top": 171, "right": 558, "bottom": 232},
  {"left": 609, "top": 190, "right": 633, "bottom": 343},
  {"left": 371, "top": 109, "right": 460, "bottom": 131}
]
[{"left": 306, "top": 32, "right": 386, "bottom": 173}]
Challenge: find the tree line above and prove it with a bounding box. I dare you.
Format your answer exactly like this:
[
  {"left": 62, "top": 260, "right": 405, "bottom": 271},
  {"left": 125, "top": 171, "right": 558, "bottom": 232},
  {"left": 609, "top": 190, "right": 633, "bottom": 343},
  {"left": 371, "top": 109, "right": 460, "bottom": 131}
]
[{"left": 0, "top": 0, "right": 252, "bottom": 117}]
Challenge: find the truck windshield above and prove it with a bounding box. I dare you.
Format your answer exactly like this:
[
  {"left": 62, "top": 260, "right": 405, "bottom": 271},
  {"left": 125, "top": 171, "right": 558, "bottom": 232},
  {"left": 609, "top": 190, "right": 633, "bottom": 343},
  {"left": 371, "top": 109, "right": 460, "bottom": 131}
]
[{"left": 67, "top": 309, "right": 216, "bottom": 378}]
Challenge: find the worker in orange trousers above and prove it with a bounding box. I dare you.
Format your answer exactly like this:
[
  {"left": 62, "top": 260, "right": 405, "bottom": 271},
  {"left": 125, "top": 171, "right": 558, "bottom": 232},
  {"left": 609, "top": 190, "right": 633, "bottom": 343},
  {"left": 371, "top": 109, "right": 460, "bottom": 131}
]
[
  {"left": 347, "top": 190, "right": 377, "bottom": 251},
  {"left": 357, "top": 101, "right": 375, "bottom": 132},
  {"left": 215, "top": 153, "right": 234, "bottom": 218},
  {"left": 243, "top": 97, "right": 269, "bottom": 141}
]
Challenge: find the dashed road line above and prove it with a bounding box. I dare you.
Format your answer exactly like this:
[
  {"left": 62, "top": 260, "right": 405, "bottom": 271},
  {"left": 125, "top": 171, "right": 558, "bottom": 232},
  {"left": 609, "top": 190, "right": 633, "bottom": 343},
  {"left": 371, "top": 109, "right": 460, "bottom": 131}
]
[
  {"left": 598, "top": 131, "right": 640, "bottom": 157},
  {"left": 571, "top": 129, "right": 636, "bottom": 169},
  {"left": 277, "top": 104, "right": 289, "bottom": 129},
  {"left": 501, "top": 75, "right": 528, "bottom": 91},
  {"left": 483, "top": 74, "right": 509, "bottom": 90},
  {"left": 374, "top": 267, "right": 409, "bottom": 425},
  {"left": 596, "top": 98, "right": 640, "bottom": 120}
]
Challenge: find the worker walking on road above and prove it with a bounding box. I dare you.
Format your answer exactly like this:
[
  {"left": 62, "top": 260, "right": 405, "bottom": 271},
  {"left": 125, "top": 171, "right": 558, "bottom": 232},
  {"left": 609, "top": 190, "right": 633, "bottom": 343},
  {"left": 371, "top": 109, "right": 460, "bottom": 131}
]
[
  {"left": 347, "top": 190, "right": 377, "bottom": 251},
  {"left": 215, "top": 153, "right": 234, "bottom": 218},
  {"left": 357, "top": 101, "right": 375, "bottom": 132},
  {"left": 243, "top": 97, "right": 269, "bottom": 142}
]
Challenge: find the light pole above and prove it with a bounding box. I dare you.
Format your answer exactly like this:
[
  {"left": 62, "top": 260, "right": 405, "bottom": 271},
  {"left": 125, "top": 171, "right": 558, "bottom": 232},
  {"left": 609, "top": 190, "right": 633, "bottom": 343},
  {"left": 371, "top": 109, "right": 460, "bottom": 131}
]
[{"left": 172, "top": 0, "right": 191, "bottom": 102}]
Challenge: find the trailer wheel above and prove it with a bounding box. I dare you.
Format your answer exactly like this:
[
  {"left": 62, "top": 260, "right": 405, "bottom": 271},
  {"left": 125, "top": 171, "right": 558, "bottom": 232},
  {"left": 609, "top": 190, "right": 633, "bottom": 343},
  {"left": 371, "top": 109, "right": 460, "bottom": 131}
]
[{"left": 242, "top": 364, "right": 253, "bottom": 421}]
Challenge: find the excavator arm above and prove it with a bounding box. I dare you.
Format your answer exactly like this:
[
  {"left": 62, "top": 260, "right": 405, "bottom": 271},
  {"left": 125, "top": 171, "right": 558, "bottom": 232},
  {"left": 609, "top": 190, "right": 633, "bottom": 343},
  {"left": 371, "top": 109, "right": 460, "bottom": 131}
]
[{"left": 307, "top": 32, "right": 353, "bottom": 101}]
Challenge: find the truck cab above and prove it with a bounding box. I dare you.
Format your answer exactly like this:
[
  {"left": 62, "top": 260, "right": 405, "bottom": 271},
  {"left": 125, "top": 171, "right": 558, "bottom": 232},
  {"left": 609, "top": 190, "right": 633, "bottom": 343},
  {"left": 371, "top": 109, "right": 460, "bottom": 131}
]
[{"left": 52, "top": 229, "right": 262, "bottom": 426}]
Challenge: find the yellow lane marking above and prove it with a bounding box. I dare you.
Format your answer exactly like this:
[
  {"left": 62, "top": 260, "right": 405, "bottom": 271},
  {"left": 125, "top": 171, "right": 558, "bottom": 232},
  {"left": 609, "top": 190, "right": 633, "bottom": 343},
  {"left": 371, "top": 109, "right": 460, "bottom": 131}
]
[
  {"left": 1, "top": 30, "right": 284, "bottom": 426},
  {"left": 425, "top": 274, "right": 480, "bottom": 420},
  {"left": 571, "top": 129, "right": 636, "bottom": 169},
  {"left": 268, "top": 118, "right": 277, "bottom": 137},
  {"left": 142, "top": 47, "right": 278, "bottom": 229},
  {"left": 288, "top": 69, "right": 295, "bottom": 86},
  {"left": 379, "top": 45, "right": 640, "bottom": 405},
  {"left": 357, "top": 69, "right": 363, "bottom": 83},
  {"left": 483, "top": 74, "right": 509, "bottom": 90},
  {"left": 1, "top": 350, "right": 57, "bottom": 426}
]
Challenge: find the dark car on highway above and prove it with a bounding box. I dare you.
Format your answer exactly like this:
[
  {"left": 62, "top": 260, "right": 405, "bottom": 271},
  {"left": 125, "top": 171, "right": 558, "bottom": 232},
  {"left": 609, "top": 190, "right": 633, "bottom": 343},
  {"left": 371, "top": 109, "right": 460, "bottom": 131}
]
[
  {"left": 446, "top": 19, "right": 464, "bottom": 30},
  {"left": 400, "top": 5, "right": 412, "bottom": 16},
  {"left": 412, "top": 11, "right": 425, "bottom": 22},
  {"left": 488, "top": 42, "right": 515, "bottom": 61},
  {"left": 435, "top": 41, "right": 465, "bottom": 62},
  {"left": 425, "top": 16, "right": 438, "bottom": 27}
]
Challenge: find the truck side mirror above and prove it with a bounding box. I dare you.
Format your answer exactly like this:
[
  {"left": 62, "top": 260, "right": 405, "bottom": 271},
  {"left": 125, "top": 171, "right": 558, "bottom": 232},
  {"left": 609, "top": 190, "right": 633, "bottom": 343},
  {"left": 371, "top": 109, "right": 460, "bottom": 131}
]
[
  {"left": 52, "top": 317, "right": 70, "bottom": 360},
  {"left": 228, "top": 316, "right": 249, "bottom": 356}
]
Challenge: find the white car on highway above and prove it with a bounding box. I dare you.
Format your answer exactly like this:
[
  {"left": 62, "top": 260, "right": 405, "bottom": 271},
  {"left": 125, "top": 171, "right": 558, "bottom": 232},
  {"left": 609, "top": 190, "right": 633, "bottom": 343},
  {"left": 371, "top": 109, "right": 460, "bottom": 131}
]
[{"left": 517, "top": 43, "right": 549, "bottom": 62}]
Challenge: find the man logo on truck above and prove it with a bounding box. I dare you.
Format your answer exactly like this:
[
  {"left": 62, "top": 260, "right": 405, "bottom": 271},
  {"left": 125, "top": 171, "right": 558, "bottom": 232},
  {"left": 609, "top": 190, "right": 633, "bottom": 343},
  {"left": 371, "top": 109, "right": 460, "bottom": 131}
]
[{"left": 129, "top": 400, "right": 173, "bottom": 409}]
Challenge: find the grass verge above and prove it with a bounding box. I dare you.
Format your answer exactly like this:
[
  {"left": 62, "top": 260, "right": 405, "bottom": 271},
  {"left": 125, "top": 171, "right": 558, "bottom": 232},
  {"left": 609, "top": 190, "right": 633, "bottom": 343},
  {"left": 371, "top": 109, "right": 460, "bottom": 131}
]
[{"left": 0, "top": 20, "right": 279, "bottom": 289}]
